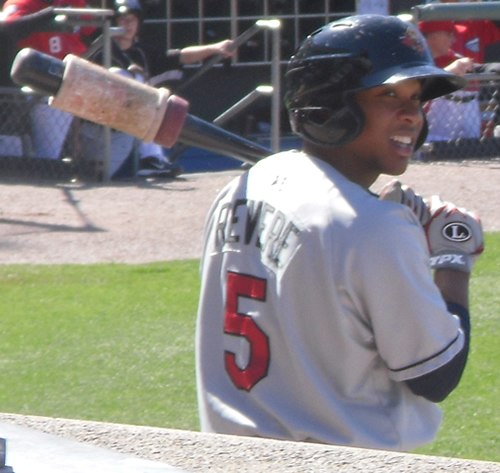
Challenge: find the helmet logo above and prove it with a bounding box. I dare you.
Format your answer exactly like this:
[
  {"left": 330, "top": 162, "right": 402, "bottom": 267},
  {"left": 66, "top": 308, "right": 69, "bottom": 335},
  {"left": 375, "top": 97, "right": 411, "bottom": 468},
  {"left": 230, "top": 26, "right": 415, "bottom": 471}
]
[{"left": 401, "top": 28, "right": 426, "bottom": 55}]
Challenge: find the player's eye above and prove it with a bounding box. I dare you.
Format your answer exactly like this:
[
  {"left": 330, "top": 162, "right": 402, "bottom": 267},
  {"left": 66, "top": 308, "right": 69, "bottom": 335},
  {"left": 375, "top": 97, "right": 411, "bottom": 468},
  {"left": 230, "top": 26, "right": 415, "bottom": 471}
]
[
  {"left": 379, "top": 88, "right": 399, "bottom": 99},
  {"left": 411, "top": 93, "right": 423, "bottom": 104}
]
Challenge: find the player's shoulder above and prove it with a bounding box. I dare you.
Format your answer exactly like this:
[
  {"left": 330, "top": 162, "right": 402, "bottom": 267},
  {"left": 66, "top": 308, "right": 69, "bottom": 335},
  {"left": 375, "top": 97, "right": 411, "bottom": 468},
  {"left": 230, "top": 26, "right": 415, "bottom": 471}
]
[
  {"left": 358, "top": 194, "right": 426, "bottom": 256},
  {"left": 365, "top": 191, "right": 420, "bottom": 229}
]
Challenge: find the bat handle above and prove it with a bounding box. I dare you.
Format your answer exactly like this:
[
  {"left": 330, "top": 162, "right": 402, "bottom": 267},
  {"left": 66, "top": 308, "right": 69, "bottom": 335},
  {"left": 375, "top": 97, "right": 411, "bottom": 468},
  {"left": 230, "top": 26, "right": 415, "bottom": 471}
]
[{"left": 179, "top": 114, "right": 269, "bottom": 164}]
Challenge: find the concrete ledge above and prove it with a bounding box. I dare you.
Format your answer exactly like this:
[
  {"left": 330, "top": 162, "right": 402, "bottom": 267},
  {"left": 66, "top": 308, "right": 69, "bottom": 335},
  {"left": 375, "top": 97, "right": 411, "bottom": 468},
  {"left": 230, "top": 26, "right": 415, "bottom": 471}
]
[{"left": 1, "top": 413, "right": 499, "bottom": 472}]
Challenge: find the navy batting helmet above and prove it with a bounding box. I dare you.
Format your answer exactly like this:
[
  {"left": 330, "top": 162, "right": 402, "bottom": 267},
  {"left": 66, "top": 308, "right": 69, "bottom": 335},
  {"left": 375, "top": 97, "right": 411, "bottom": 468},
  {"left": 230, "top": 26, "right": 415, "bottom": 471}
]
[
  {"left": 114, "top": 0, "right": 143, "bottom": 19},
  {"left": 285, "top": 14, "right": 466, "bottom": 148}
]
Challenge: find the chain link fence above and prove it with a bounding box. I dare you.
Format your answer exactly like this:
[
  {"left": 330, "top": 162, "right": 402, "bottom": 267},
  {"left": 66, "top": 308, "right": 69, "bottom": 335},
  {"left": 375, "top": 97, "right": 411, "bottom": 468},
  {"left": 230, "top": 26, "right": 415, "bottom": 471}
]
[
  {"left": 1, "top": 75, "right": 500, "bottom": 182},
  {"left": 418, "top": 74, "right": 500, "bottom": 161},
  {"left": 0, "top": 87, "right": 109, "bottom": 181}
]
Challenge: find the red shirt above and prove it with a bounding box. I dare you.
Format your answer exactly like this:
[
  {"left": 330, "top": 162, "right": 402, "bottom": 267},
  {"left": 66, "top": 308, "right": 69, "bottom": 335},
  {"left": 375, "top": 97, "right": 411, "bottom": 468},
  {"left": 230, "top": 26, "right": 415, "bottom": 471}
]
[
  {"left": 2, "top": 0, "right": 94, "bottom": 59},
  {"left": 452, "top": 20, "right": 500, "bottom": 64}
]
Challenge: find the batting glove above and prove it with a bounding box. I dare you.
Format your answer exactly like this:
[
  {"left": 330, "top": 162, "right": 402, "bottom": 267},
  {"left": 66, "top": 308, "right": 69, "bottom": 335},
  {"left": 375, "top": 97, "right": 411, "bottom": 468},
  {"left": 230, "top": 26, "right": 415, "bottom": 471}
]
[
  {"left": 379, "top": 179, "right": 431, "bottom": 226},
  {"left": 425, "top": 196, "right": 484, "bottom": 272}
]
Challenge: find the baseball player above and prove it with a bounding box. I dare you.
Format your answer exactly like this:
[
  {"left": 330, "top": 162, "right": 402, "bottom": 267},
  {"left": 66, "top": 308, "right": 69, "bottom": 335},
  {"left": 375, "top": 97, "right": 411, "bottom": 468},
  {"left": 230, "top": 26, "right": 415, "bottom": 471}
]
[
  {"left": 79, "top": 0, "right": 182, "bottom": 179},
  {"left": 434, "top": 0, "right": 500, "bottom": 63},
  {"left": 195, "top": 14, "right": 484, "bottom": 452},
  {"left": 418, "top": 20, "right": 482, "bottom": 142},
  {"left": 80, "top": 0, "right": 236, "bottom": 178},
  {"left": 2, "top": 0, "right": 95, "bottom": 160}
]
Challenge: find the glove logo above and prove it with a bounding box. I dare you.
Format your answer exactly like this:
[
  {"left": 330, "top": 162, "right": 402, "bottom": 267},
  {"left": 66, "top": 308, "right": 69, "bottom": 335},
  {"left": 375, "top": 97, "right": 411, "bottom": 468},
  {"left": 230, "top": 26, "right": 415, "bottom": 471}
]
[{"left": 442, "top": 222, "right": 471, "bottom": 242}]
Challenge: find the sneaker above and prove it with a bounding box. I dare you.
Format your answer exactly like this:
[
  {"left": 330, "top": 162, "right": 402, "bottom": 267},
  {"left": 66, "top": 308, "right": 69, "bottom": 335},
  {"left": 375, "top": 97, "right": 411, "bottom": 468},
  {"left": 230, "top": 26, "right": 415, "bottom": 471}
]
[{"left": 137, "top": 156, "right": 183, "bottom": 178}]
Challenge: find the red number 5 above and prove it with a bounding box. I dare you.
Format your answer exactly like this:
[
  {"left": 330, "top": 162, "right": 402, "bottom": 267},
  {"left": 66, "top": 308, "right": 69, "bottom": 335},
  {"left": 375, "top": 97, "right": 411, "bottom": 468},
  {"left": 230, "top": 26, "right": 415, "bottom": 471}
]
[{"left": 224, "top": 271, "right": 270, "bottom": 391}]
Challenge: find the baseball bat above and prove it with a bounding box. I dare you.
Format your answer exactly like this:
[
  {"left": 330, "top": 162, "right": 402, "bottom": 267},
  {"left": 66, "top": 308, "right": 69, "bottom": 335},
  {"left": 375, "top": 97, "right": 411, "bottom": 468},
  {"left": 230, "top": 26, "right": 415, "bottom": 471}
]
[{"left": 10, "top": 48, "right": 270, "bottom": 164}]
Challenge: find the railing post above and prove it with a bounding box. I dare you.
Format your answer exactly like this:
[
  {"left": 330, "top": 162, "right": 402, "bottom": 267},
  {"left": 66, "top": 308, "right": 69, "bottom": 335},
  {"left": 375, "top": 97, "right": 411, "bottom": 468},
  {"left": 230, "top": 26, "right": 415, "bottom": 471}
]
[
  {"left": 53, "top": 7, "right": 116, "bottom": 181},
  {"left": 255, "top": 19, "right": 282, "bottom": 153},
  {"left": 270, "top": 21, "right": 281, "bottom": 154}
]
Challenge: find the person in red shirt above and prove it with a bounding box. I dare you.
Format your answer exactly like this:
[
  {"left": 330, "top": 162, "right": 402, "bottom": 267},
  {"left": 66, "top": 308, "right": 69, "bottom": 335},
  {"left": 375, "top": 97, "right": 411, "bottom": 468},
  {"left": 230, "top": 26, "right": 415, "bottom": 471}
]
[
  {"left": 419, "top": 21, "right": 473, "bottom": 72},
  {"left": 453, "top": 19, "right": 500, "bottom": 63},
  {"left": 2, "top": 0, "right": 94, "bottom": 58},
  {"left": 435, "top": 0, "right": 500, "bottom": 63},
  {"left": 419, "top": 20, "right": 481, "bottom": 142},
  {"left": 1, "top": 0, "right": 95, "bottom": 160}
]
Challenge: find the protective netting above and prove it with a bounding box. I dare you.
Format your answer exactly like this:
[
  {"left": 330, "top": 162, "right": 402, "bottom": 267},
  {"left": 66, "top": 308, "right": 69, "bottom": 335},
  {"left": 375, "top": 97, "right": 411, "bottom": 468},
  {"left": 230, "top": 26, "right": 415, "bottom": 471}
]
[{"left": 417, "top": 76, "right": 500, "bottom": 161}]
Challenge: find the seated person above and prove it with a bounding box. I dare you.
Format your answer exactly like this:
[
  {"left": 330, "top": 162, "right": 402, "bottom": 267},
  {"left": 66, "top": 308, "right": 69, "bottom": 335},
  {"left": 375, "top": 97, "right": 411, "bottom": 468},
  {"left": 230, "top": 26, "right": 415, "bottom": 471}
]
[
  {"left": 81, "top": 0, "right": 235, "bottom": 179},
  {"left": 419, "top": 20, "right": 481, "bottom": 142},
  {"left": 1, "top": 0, "right": 95, "bottom": 160}
]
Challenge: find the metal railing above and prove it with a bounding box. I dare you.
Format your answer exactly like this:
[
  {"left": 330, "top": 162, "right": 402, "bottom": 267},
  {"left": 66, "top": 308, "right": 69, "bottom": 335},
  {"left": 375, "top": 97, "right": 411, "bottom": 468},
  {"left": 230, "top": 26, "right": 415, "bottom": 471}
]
[{"left": 158, "top": 0, "right": 354, "bottom": 65}]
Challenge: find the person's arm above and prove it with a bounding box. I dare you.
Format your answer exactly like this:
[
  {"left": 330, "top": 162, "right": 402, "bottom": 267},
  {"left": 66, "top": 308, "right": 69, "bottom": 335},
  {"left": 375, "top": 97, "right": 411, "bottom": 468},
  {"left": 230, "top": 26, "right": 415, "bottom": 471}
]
[
  {"left": 0, "top": 7, "right": 59, "bottom": 41},
  {"left": 405, "top": 270, "right": 470, "bottom": 402},
  {"left": 179, "top": 39, "right": 235, "bottom": 65},
  {"left": 379, "top": 185, "right": 480, "bottom": 403},
  {"left": 435, "top": 269, "right": 469, "bottom": 309},
  {"left": 444, "top": 56, "right": 474, "bottom": 76}
]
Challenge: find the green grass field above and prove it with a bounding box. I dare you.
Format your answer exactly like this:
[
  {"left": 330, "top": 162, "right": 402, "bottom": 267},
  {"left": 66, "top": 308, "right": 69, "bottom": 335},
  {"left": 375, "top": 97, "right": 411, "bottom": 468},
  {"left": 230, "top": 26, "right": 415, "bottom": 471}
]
[{"left": 0, "top": 234, "right": 498, "bottom": 462}]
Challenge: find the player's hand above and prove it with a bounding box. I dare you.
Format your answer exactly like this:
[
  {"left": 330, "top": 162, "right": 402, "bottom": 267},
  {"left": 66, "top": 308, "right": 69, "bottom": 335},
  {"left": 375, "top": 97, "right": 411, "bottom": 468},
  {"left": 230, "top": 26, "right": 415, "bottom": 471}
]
[
  {"left": 444, "top": 57, "right": 474, "bottom": 76},
  {"left": 213, "top": 39, "right": 236, "bottom": 58},
  {"left": 379, "top": 179, "right": 431, "bottom": 226},
  {"left": 425, "top": 196, "right": 484, "bottom": 272}
]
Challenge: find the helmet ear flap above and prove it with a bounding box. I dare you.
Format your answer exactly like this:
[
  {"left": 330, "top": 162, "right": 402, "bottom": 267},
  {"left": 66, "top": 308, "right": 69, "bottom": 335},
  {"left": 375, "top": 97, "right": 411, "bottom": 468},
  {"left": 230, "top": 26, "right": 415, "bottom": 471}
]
[
  {"left": 290, "top": 93, "right": 365, "bottom": 147},
  {"left": 415, "top": 115, "right": 428, "bottom": 150}
]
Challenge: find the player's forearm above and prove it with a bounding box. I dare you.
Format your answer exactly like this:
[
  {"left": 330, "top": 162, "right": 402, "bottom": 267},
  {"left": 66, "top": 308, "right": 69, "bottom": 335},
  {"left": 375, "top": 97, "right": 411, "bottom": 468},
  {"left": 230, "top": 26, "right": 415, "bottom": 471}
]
[
  {"left": 1, "top": 7, "right": 57, "bottom": 40},
  {"left": 179, "top": 45, "right": 219, "bottom": 64},
  {"left": 434, "top": 269, "right": 470, "bottom": 310}
]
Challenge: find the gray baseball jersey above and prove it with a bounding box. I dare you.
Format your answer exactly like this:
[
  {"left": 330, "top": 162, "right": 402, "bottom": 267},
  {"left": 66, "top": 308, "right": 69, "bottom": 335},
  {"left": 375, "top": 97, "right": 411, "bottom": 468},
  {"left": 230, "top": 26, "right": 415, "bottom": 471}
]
[{"left": 196, "top": 150, "right": 465, "bottom": 451}]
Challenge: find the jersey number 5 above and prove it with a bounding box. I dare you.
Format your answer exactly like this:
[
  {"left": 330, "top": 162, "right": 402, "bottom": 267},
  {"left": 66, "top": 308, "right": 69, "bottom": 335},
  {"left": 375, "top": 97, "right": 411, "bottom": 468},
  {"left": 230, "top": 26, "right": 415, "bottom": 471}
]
[{"left": 224, "top": 271, "right": 270, "bottom": 391}]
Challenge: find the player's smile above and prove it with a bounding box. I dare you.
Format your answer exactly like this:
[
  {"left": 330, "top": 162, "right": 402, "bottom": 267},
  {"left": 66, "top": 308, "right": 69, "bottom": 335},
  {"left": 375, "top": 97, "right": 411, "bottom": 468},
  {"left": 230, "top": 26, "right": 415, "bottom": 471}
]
[
  {"left": 355, "top": 79, "right": 424, "bottom": 179},
  {"left": 390, "top": 134, "right": 416, "bottom": 156}
]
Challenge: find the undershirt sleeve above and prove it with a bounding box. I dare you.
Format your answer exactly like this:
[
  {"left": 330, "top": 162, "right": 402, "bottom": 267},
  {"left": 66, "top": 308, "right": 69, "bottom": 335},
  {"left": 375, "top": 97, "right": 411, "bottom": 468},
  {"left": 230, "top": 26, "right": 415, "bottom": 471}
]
[{"left": 405, "top": 302, "right": 470, "bottom": 402}]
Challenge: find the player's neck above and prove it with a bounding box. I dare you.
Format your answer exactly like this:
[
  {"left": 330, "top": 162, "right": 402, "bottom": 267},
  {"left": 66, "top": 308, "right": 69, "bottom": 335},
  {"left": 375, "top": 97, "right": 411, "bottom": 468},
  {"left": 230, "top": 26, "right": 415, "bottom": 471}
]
[
  {"left": 303, "top": 143, "right": 378, "bottom": 189},
  {"left": 116, "top": 37, "right": 134, "bottom": 51}
]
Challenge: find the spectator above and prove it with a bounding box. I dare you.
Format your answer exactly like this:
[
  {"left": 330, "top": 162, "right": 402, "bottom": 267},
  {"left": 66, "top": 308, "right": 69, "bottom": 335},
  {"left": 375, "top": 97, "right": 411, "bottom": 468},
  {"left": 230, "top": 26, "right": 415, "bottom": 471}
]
[
  {"left": 437, "top": 0, "right": 500, "bottom": 63},
  {"left": 0, "top": 6, "right": 59, "bottom": 86},
  {"left": 419, "top": 20, "right": 482, "bottom": 142},
  {"left": 454, "top": 18, "right": 500, "bottom": 63},
  {"left": 195, "top": 15, "right": 483, "bottom": 452},
  {"left": 1, "top": 0, "right": 95, "bottom": 160},
  {"left": 81, "top": 0, "right": 236, "bottom": 179}
]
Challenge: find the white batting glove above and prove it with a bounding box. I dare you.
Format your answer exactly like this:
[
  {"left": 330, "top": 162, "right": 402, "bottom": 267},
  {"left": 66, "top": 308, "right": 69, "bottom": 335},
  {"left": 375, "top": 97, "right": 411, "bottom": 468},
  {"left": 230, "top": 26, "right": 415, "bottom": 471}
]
[
  {"left": 379, "top": 179, "right": 431, "bottom": 226},
  {"left": 424, "top": 196, "right": 484, "bottom": 272}
]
